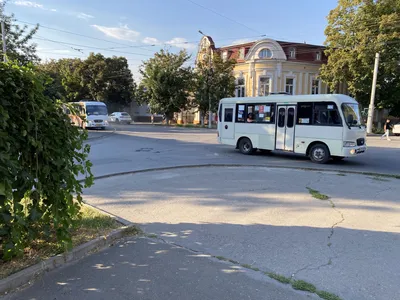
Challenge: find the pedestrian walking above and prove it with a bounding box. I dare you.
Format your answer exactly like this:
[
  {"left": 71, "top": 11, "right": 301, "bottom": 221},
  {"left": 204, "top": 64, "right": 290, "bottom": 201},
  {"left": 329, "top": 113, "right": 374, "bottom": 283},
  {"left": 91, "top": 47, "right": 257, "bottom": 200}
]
[{"left": 381, "top": 119, "right": 392, "bottom": 141}]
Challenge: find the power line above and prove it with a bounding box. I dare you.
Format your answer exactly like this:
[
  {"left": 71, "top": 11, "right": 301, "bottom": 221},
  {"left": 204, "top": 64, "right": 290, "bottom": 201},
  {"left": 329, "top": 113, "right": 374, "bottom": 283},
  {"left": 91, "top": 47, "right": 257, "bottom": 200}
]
[
  {"left": 15, "top": 19, "right": 156, "bottom": 52},
  {"left": 39, "top": 52, "right": 86, "bottom": 58},
  {"left": 17, "top": 18, "right": 273, "bottom": 52},
  {"left": 33, "top": 36, "right": 154, "bottom": 57},
  {"left": 186, "top": 0, "right": 263, "bottom": 35}
]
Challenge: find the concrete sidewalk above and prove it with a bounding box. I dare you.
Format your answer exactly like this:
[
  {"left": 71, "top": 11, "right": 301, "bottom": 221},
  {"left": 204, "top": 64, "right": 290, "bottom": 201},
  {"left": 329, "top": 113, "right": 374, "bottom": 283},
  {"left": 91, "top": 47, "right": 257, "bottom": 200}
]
[
  {"left": 5, "top": 237, "right": 315, "bottom": 300},
  {"left": 82, "top": 166, "right": 400, "bottom": 300}
]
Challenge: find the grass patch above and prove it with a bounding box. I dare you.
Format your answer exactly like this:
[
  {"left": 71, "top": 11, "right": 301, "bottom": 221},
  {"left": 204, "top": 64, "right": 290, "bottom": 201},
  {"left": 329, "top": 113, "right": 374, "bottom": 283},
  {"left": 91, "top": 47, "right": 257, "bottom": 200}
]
[
  {"left": 0, "top": 205, "right": 122, "bottom": 280},
  {"left": 266, "top": 272, "right": 292, "bottom": 284},
  {"left": 291, "top": 280, "right": 317, "bottom": 293},
  {"left": 306, "top": 187, "right": 329, "bottom": 200},
  {"left": 122, "top": 226, "right": 142, "bottom": 236},
  {"left": 361, "top": 172, "right": 400, "bottom": 180},
  {"left": 215, "top": 256, "right": 227, "bottom": 261},
  {"left": 369, "top": 176, "right": 390, "bottom": 182},
  {"left": 146, "top": 233, "right": 158, "bottom": 238},
  {"left": 316, "top": 290, "right": 343, "bottom": 300},
  {"left": 241, "top": 263, "right": 259, "bottom": 271},
  {"left": 228, "top": 259, "right": 239, "bottom": 264},
  {"left": 336, "top": 173, "right": 346, "bottom": 176}
]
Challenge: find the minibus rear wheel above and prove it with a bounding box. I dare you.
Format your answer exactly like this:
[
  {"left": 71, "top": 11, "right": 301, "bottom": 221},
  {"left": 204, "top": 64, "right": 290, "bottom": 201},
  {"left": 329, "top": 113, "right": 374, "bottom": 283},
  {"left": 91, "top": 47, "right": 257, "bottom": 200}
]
[{"left": 239, "top": 138, "right": 255, "bottom": 155}]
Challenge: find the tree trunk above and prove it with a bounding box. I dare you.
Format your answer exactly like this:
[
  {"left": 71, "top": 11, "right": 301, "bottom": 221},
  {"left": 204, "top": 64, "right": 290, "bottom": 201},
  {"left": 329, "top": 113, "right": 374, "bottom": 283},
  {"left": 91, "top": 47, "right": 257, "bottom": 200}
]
[{"left": 200, "top": 112, "right": 204, "bottom": 126}]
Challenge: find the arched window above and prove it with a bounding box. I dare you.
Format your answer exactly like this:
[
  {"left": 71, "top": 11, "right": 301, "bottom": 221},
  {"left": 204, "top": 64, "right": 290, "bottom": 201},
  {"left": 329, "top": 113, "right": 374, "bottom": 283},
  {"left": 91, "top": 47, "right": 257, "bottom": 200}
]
[{"left": 258, "top": 48, "right": 273, "bottom": 59}]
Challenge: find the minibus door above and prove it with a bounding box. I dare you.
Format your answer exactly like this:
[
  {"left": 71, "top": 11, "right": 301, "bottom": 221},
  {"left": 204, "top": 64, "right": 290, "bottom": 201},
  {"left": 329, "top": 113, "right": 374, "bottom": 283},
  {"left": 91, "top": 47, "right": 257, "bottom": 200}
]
[
  {"left": 221, "top": 104, "right": 235, "bottom": 140},
  {"left": 275, "top": 105, "right": 296, "bottom": 151}
]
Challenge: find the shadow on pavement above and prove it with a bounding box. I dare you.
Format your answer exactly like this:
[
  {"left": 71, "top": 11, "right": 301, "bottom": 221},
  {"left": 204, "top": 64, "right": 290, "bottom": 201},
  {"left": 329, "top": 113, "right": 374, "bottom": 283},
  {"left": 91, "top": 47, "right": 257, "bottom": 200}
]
[{"left": 5, "top": 237, "right": 313, "bottom": 300}]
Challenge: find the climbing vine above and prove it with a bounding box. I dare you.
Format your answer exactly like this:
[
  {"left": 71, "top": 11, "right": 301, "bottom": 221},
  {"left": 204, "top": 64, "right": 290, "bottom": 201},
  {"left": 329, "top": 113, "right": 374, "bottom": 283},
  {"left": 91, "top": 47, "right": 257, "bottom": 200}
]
[{"left": 0, "top": 61, "right": 93, "bottom": 260}]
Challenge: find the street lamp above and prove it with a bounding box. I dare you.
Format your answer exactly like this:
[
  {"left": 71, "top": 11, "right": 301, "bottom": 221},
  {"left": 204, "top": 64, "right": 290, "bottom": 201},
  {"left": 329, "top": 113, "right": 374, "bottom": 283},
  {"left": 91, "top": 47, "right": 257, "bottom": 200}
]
[{"left": 198, "top": 30, "right": 213, "bottom": 129}]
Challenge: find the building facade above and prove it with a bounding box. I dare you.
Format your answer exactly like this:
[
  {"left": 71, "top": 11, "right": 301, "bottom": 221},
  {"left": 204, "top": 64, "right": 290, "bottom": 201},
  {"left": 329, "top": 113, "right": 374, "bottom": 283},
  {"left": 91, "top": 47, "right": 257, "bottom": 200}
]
[
  {"left": 201, "top": 36, "right": 347, "bottom": 98},
  {"left": 177, "top": 36, "right": 349, "bottom": 124}
]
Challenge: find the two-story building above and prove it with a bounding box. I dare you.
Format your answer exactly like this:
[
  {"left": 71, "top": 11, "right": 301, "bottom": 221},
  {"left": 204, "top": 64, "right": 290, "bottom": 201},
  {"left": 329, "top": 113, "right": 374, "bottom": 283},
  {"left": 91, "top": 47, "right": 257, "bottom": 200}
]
[{"left": 180, "top": 36, "right": 348, "bottom": 124}]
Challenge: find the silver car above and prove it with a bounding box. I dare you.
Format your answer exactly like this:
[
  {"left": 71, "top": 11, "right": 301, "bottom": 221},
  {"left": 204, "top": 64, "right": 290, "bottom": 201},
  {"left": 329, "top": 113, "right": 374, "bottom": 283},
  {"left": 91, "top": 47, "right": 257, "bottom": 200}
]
[{"left": 109, "top": 112, "right": 132, "bottom": 124}]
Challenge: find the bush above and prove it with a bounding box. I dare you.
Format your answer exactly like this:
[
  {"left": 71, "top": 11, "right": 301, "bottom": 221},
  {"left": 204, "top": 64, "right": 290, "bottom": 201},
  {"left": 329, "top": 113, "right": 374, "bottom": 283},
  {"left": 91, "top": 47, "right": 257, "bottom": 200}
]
[{"left": 0, "top": 62, "right": 93, "bottom": 260}]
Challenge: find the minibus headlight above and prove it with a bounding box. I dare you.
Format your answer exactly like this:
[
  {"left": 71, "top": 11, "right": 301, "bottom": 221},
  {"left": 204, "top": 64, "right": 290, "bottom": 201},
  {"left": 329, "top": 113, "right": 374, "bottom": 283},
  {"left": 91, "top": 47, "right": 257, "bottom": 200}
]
[{"left": 343, "top": 141, "right": 356, "bottom": 147}]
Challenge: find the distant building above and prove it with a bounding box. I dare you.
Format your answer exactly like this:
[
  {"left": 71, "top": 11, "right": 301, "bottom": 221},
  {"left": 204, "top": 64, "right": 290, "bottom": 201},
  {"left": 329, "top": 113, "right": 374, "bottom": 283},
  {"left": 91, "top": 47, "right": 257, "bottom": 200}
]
[
  {"left": 196, "top": 36, "right": 348, "bottom": 97},
  {"left": 174, "top": 36, "right": 348, "bottom": 125}
]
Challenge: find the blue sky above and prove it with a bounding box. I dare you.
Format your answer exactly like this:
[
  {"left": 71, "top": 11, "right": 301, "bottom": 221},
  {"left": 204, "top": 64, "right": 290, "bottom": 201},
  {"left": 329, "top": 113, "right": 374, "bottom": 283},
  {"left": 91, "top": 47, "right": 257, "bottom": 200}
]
[{"left": 5, "top": 0, "right": 339, "bottom": 79}]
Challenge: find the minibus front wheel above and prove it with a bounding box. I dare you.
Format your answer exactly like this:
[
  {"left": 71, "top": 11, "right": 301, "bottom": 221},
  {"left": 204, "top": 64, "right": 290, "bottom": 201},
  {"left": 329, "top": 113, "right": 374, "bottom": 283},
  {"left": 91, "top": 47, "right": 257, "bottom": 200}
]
[{"left": 309, "top": 143, "right": 330, "bottom": 164}]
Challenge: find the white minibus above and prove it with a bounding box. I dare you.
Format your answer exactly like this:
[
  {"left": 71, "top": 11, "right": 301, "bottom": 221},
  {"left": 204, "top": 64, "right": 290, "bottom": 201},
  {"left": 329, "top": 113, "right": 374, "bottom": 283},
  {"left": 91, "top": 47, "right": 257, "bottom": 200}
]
[
  {"left": 217, "top": 94, "right": 366, "bottom": 164},
  {"left": 71, "top": 101, "right": 109, "bottom": 129}
]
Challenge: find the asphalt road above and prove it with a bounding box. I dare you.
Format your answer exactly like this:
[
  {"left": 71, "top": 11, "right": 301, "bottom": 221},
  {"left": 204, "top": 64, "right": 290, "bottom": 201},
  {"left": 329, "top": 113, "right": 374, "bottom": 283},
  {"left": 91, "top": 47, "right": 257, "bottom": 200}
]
[
  {"left": 86, "top": 124, "right": 400, "bottom": 178},
  {"left": 7, "top": 237, "right": 315, "bottom": 300},
  {"left": 83, "top": 166, "right": 400, "bottom": 300},
  {"left": 8, "top": 125, "right": 398, "bottom": 300}
]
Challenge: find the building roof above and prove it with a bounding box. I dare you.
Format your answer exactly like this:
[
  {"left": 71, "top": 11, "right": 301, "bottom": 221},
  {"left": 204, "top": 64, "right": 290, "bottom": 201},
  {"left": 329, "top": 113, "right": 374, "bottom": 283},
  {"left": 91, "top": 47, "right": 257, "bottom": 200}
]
[
  {"left": 220, "top": 39, "right": 325, "bottom": 50},
  {"left": 216, "top": 38, "right": 327, "bottom": 63}
]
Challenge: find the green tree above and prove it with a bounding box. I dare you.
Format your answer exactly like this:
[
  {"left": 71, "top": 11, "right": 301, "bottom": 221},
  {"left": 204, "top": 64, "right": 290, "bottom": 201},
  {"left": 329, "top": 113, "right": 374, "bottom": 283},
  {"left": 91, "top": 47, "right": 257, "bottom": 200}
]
[
  {"left": 59, "top": 58, "right": 90, "bottom": 101},
  {"left": 0, "top": 61, "right": 93, "bottom": 260},
  {"left": 37, "top": 59, "right": 67, "bottom": 100},
  {"left": 103, "top": 56, "right": 136, "bottom": 106},
  {"left": 140, "top": 49, "right": 193, "bottom": 124},
  {"left": 0, "top": 1, "right": 40, "bottom": 64},
  {"left": 78, "top": 53, "right": 108, "bottom": 101},
  {"left": 194, "top": 54, "right": 236, "bottom": 124},
  {"left": 320, "top": 0, "right": 400, "bottom": 116}
]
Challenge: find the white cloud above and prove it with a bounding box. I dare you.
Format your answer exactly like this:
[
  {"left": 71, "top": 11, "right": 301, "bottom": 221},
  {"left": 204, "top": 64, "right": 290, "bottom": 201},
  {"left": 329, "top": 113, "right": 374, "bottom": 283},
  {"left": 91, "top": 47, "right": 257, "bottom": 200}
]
[
  {"left": 13, "top": 1, "right": 58, "bottom": 12},
  {"left": 142, "top": 37, "right": 161, "bottom": 45},
  {"left": 13, "top": 1, "right": 43, "bottom": 9},
  {"left": 92, "top": 24, "right": 140, "bottom": 42},
  {"left": 166, "top": 37, "right": 196, "bottom": 50},
  {"left": 76, "top": 12, "right": 95, "bottom": 20}
]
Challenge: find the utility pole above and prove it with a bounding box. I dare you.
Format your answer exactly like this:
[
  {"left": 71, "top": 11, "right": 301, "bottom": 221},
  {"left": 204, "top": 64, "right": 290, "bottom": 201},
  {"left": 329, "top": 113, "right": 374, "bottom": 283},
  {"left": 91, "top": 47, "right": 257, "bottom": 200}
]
[
  {"left": 208, "top": 56, "right": 212, "bottom": 129},
  {"left": 1, "top": 21, "right": 6, "bottom": 62},
  {"left": 366, "top": 52, "right": 380, "bottom": 134},
  {"left": 198, "top": 30, "right": 213, "bottom": 129}
]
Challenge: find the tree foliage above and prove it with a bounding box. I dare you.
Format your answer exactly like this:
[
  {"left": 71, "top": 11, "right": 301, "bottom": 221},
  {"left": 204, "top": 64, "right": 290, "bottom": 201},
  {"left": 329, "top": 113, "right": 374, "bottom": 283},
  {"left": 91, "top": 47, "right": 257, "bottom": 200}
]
[
  {"left": 39, "top": 54, "right": 136, "bottom": 105},
  {"left": 0, "top": 61, "right": 93, "bottom": 260},
  {"left": 0, "top": 1, "right": 40, "bottom": 64},
  {"left": 194, "top": 54, "right": 236, "bottom": 123},
  {"left": 320, "top": 0, "right": 400, "bottom": 116},
  {"left": 140, "top": 49, "right": 193, "bottom": 123},
  {"left": 103, "top": 56, "right": 137, "bottom": 106}
]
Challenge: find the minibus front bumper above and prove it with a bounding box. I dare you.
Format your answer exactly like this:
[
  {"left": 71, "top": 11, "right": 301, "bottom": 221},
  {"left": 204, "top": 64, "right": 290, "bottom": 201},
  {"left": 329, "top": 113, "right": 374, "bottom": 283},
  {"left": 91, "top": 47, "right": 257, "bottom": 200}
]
[
  {"left": 86, "top": 120, "right": 109, "bottom": 128},
  {"left": 342, "top": 146, "right": 367, "bottom": 157}
]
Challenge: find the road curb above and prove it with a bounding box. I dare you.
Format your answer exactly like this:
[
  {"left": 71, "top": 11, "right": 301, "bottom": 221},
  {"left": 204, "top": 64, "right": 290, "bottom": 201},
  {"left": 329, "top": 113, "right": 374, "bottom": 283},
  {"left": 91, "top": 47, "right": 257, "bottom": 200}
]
[
  {"left": 0, "top": 224, "right": 135, "bottom": 296},
  {"left": 86, "top": 127, "right": 116, "bottom": 141},
  {"left": 83, "top": 163, "right": 400, "bottom": 183}
]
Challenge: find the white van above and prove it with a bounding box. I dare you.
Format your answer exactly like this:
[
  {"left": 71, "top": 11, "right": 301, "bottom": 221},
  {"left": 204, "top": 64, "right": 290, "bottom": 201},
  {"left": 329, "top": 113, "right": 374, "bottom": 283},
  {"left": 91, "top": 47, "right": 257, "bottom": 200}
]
[
  {"left": 217, "top": 94, "right": 366, "bottom": 164},
  {"left": 72, "top": 101, "right": 109, "bottom": 129}
]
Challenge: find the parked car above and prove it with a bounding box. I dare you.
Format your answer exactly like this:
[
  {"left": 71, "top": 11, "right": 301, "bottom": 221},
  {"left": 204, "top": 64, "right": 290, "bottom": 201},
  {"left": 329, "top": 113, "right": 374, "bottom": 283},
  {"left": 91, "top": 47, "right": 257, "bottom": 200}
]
[
  {"left": 109, "top": 112, "right": 132, "bottom": 124},
  {"left": 393, "top": 122, "right": 400, "bottom": 136}
]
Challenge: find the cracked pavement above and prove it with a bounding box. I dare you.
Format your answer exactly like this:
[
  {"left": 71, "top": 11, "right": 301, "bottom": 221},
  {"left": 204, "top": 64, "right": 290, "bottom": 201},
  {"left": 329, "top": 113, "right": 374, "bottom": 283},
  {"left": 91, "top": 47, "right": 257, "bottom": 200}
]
[{"left": 82, "top": 166, "right": 400, "bottom": 300}]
